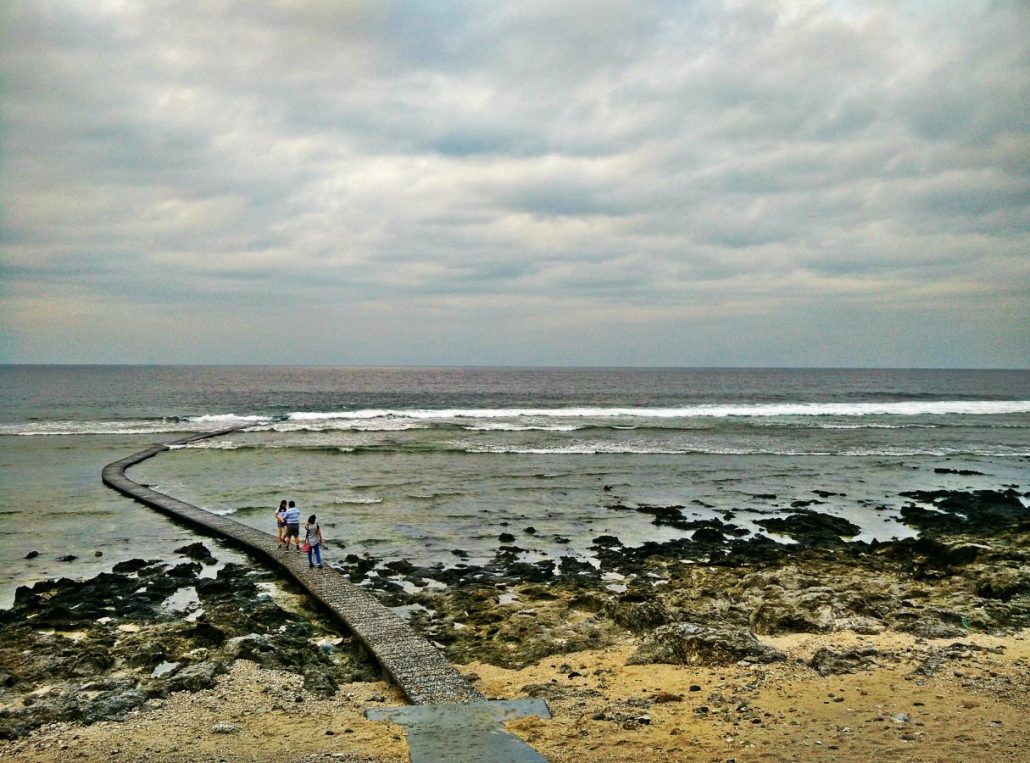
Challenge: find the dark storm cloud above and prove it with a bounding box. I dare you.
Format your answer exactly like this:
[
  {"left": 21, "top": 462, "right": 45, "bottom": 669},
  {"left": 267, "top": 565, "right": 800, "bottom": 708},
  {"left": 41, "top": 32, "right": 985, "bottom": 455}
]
[{"left": 0, "top": 0, "right": 1027, "bottom": 365}]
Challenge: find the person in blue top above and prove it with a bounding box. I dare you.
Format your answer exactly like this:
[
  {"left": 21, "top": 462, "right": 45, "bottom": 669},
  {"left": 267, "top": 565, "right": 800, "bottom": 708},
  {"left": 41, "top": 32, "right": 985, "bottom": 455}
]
[{"left": 282, "top": 500, "right": 302, "bottom": 551}]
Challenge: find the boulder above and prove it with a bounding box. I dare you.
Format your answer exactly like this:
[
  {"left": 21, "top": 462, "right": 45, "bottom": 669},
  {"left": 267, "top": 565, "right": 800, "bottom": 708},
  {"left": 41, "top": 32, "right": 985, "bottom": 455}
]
[
  {"left": 627, "top": 622, "right": 785, "bottom": 666},
  {"left": 604, "top": 595, "right": 672, "bottom": 632},
  {"left": 174, "top": 543, "right": 216, "bottom": 564},
  {"left": 755, "top": 510, "right": 860, "bottom": 546},
  {"left": 975, "top": 568, "right": 1030, "bottom": 601},
  {"left": 748, "top": 587, "right": 846, "bottom": 635},
  {"left": 808, "top": 646, "right": 880, "bottom": 675}
]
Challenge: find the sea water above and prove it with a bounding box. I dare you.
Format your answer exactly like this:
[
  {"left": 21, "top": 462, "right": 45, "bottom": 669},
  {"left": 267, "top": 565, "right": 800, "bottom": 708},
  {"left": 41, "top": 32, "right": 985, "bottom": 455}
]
[{"left": 2, "top": 366, "right": 1028, "bottom": 607}]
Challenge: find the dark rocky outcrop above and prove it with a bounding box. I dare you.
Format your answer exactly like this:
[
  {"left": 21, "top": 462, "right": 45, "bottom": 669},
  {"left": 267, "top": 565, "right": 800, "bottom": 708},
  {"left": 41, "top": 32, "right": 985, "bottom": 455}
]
[
  {"left": 898, "top": 489, "right": 1029, "bottom": 535},
  {"left": 0, "top": 557, "right": 378, "bottom": 740},
  {"left": 754, "top": 510, "right": 861, "bottom": 546}
]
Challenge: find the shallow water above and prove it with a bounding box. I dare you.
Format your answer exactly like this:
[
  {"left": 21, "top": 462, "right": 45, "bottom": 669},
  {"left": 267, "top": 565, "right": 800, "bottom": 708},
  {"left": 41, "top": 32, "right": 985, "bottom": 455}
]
[{"left": 2, "top": 366, "right": 1028, "bottom": 607}]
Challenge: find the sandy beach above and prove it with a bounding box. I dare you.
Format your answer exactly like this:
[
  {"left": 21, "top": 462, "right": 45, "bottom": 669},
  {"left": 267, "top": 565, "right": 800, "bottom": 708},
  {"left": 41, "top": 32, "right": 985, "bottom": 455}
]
[{"left": 2, "top": 629, "right": 1027, "bottom": 762}]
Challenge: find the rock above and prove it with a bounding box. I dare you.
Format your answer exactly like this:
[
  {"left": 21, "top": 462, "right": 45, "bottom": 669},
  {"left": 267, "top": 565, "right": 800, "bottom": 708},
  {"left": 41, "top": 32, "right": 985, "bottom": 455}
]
[
  {"left": 57, "top": 555, "right": 78, "bottom": 562},
  {"left": 167, "top": 562, "right": 202, "bottom": 579},
  {"left": 897, "top": 617, "right": 967, "bottom": 640},
  {"left": 524, "top": 527, "right": 537, "bottom": 535},
  {"left": 755, "top": 510, "right": 860, "bottom": 546},
  {"left": 748, "top": 587, "right": 848, "bottom": 635},
  {"left": 652, "top": 692, "right": 683, "bottom": 703},
  {"left": 898, "top": 489, "right": 1029, "bottom": 535},
  {"left": 808, "top": 647, "right": 880, "bottom": 676},
  {"left": 111, "top": 558, "right": 155, "bottom": 573},
  {"left": 174, "top": 543, "right": 216, "bottom": 564},
  {"left": 975, "top": 568, "right": 1030, "bottom": 601},
  {"left": 24, "top": 551, "right": 38, "bottom": 560},
  {"left": 604, "top": 594, "right": 671, "bottom": 632},
  {"left": 498, "top": 533, "right": 516, "bottom": 544},
  {"left": 163, "top": 663, "right": 223, "bottom": 694},
  {"left": 691, "top": 528, "right": 726, "bottom": 544},
  {"left": 210, "top": 722, "right": 238, "bottom": 734},
  {"left": 834, "top": 616, "right": 885, "bottom": 635},
  {"left": 627, "top": 622, "right": 785, "bottom": 667}
]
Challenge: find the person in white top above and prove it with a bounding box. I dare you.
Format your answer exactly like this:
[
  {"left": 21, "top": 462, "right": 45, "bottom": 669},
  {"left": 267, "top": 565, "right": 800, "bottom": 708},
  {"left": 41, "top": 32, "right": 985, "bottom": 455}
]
[{"left": 304, "top": 515, "right": 324, "bottom": 569}]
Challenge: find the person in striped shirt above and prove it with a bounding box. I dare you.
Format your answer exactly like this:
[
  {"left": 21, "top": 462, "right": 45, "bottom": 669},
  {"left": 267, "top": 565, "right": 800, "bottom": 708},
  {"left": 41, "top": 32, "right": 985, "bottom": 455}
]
[{"left": 282, "top": 500, "right": 302, "bottom": 551}]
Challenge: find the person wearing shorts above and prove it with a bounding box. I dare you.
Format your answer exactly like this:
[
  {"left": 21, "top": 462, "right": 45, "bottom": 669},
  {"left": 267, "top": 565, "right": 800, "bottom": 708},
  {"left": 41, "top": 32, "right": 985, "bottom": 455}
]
[{"left": 283, "top": 500, "right": 302, "bottom": 551}]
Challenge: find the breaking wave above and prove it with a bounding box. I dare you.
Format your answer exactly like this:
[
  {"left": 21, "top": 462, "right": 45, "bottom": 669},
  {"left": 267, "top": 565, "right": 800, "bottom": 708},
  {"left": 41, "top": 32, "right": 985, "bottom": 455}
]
[{"left": 3, "top": 400, "right": 1026, "bottom": 436}]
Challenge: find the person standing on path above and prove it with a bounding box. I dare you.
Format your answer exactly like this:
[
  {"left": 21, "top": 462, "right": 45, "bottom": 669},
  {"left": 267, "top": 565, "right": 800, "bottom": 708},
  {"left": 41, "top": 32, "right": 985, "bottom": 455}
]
[
  {"left": 283, "top": 500, "right": 302, "bottom": 551},
  {"left": 275, "top": 500, "right": 288, "bottom": 548},
  {"left": 304, "top": 515, "right": 323, "bottom": 568}
]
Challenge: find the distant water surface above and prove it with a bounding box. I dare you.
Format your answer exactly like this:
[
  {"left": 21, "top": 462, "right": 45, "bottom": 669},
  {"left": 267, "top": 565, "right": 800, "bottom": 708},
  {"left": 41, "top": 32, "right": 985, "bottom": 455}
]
[{"left": 2, "top": 366, "right": 1028, "bottom": 607}]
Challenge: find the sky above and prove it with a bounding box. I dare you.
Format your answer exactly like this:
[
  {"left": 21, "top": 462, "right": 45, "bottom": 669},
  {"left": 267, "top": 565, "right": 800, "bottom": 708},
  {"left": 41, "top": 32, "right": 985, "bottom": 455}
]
[{"left": 1, "top": 0, "right": 1028, "bottom": 368}]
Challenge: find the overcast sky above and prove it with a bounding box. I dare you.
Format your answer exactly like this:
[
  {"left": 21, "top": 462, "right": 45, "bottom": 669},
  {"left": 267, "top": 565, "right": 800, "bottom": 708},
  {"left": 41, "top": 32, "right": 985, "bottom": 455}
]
[{"left": 1, "top": 1, "right": 1027, "bottom": 367}]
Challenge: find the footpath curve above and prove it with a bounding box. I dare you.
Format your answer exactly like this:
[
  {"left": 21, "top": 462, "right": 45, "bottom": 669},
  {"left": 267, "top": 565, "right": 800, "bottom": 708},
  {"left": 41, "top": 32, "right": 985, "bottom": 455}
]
[
  {"left": 101, "top": 427, "right": 481, "bottom": 704},
  {"left": 102, "top": 427, "right": 551, "bottom": 762}
]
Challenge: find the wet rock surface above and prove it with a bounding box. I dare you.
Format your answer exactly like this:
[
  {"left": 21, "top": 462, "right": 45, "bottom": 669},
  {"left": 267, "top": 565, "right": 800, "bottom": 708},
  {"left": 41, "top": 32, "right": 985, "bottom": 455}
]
[
  {"left": 0, "top": 548, "right": 379, "bottom": 740},
  {"left": 331, "top": 487, "right": 1030, "bottom": 673}
]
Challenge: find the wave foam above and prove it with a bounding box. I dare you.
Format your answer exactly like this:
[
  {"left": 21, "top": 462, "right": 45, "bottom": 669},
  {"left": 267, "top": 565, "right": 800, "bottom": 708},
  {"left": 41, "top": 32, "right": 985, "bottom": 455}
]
[
  {"left": 286, "top": 401, "right": 1030, "bottom": 423},
  {"left": 332, "top": 495, "right": 384, "bottom": 505},
  {"left": 0, "top": 420, "right": 194, "bottom": 436},
  {"left": 187, "top": 414, "right": 271, "bottom": 425}
]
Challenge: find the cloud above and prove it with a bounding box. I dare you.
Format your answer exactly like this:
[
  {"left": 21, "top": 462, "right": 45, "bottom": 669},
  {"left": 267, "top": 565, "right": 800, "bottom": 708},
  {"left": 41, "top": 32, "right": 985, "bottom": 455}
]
[{"left": 0, "top": 0, "right": 1027, "bottom": 366}]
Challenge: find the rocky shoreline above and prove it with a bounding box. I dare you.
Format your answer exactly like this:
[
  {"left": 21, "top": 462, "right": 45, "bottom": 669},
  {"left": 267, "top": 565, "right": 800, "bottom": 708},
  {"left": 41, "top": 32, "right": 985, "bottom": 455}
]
[
  {"left": 0, "top": 544, "right": 380, "bottom": 740},
  {"left": 344, "top": 487, "right": 1030, "bottom": 668},
  {"left": 2, "top": 486, "right": 1028, "bottom": 757}
]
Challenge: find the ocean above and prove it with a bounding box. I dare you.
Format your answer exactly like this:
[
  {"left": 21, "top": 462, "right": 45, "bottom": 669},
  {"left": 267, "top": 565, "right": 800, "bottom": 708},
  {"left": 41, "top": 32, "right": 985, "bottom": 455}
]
[{"left": 2, "top": 366, "right": 1028, "bottom": 608}]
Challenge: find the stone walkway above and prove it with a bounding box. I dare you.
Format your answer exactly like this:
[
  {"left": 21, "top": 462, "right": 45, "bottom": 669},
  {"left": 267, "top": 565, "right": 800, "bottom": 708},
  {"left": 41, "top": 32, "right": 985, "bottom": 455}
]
[{"left": 102, "top": 428, "right": 551, "bottom": 761}]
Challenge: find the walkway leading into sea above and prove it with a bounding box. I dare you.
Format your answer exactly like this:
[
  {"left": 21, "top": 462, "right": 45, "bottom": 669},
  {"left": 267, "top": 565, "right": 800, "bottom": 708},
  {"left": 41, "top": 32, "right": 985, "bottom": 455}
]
[{"left": 102, "top": 428, "right": 550, "bottom": 762}]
